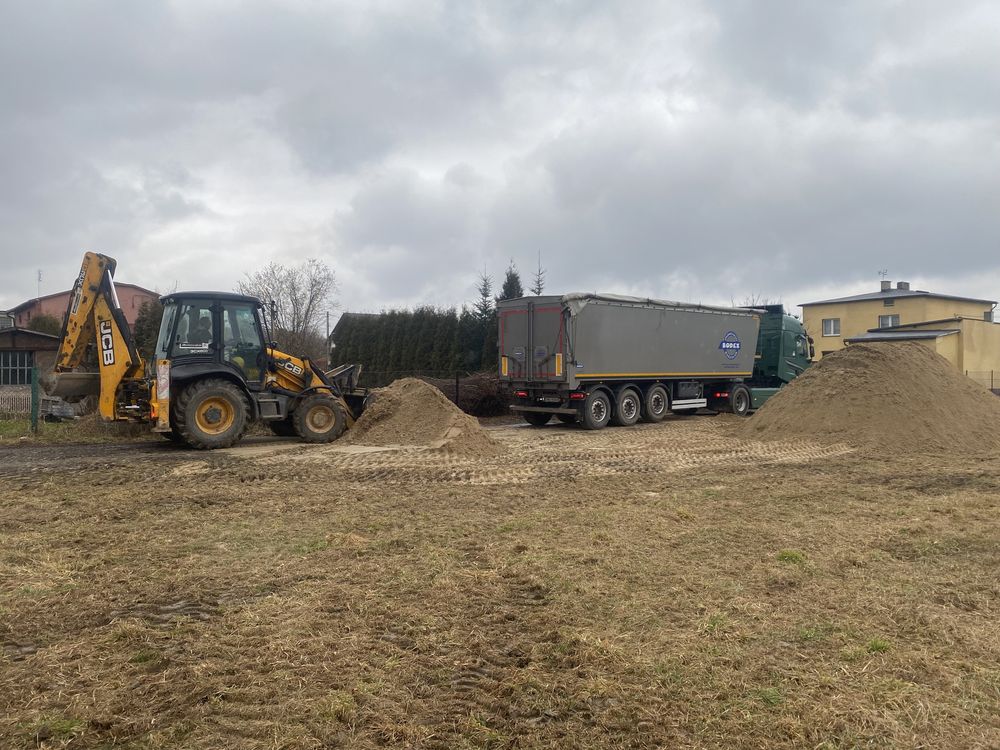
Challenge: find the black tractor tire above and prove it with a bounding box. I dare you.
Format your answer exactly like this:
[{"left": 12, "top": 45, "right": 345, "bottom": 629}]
[
  {"left": 524, "top": 411, "right": 552, "bottom": 427},
  {"left": 293, "top": 394, "right": 348, "bottom": 443},
  {"left": 159, "top": 429, "right": 183, "bottom": 443},
  {"left": 730, "top": 385, "right": 752, "bottom": 417},
  {"left": 581, "top": 391, "right": 612, "bottom": 430},
  {"left": 557, "top": 413, "right": 578, "bottom": 425},
  {"left": 268, "top": 417, "right": 297, "bottom": 437},
  {"left": 610, "top": 387, "right": 641, "bottom": 427},
  {"left": 640, "top": 385, "right": 669, "bottom": 423},
  {"left": 174, "top": 379, "right": 250, "bottom": 450}
]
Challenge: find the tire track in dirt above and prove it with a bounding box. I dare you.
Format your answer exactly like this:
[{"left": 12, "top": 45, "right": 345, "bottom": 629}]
[{"left": 235, "top": 419, "right": 852, "bottom": 487}]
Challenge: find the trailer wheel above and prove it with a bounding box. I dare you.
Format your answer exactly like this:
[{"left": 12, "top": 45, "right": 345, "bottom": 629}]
[
  {"left": 293, "top": 394, "right": 348, "bottom": 443},
  {"left": 581, "top": 391, "right": 611, "bottom": 430},
  {"left": 557, "top": 413, "right": 578, "bottom": 425},
  {"left": 524, "top": 411, "right": 552, "bottom": 427},
  {"left": 611, "top": 387, "right": 641, "bottom": 427},
  {"left": 174, "top": 378, "right": 249, "bottom": 449},
  {"left": 730, "top": 385, "right": 752, "bottom": 417},
  {"left": 640, "top": 385, "right": 668, "bottom": 423}
]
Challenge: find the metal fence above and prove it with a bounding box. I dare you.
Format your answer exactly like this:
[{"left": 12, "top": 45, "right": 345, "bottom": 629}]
[
  {"left": 361, "top": 370, "right": 510, "bottom": 416},
  {"left": 0, "top": 388, "right": 85, "bottom": 418},
  {"left": 0, "top": 388, "right": 31, "bottom": 415},
  {"left": 966, "top": 371, "right": 1000, "bottom": 396}
]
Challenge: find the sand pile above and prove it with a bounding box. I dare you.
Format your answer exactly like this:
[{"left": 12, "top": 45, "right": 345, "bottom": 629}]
[
  {"left": 741, "top": 342, "right": 1000, "bottom": 454},
  {"left": 346, "top": 378, "right": 501, "bottom": 456}
]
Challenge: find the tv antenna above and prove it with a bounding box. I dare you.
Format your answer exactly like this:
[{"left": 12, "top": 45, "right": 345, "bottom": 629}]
[{"left": 878, "top": 268, "right": 888, "bottom": 281}]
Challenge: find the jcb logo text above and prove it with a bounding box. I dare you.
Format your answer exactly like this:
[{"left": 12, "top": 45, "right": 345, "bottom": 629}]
[{"left": 99, "top": 320, "right": 115, "bottom": 366}]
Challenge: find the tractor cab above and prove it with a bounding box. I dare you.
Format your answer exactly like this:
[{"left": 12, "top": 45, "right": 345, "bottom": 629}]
[{"left": 156, "top": 292, "right": 268, "bottom": 385}]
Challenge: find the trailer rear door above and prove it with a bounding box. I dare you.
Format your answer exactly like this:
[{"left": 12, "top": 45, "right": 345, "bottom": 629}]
[{"left": 499, "top": 297, "right": 566, "bottom": 383}]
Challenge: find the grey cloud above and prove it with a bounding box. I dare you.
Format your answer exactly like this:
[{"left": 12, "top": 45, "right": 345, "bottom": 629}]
[
  {"left": 1, "top": 0, "right": 998, "bottom": 315},
  {"left": 482, "top": 108, "right": 1000, "bottom": 304}
]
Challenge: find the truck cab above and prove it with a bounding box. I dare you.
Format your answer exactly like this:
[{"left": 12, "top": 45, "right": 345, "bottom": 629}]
[{"left": 735, "top": 304, "right": 812, "bottom": 412}]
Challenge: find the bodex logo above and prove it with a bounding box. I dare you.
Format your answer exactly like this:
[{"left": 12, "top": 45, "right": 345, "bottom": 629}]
[
  {"left": 718, "top": 331, "right": 741, "bottom": 360},
  {"left": 99, "top": 320, "right": 115, "bottom": 366}
]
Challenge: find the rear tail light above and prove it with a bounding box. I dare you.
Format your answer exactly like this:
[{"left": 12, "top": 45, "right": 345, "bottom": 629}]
[
  {"left": 515, "top": 390, "right": 528, "bottom": 399},
  {"left": 569, "top": 391, "right": 587, "bottom": 401},
  {"left": 713, "top": 392, "right": 729, "bottom": 398}
]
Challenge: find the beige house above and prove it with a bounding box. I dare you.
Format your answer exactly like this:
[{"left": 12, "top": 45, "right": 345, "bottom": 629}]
[
  {"left": 801, "top": 281, "right": 995, "bottom": 357},
  {"left": 800, "top": 281, "right": 1000, "bottom": 390}
]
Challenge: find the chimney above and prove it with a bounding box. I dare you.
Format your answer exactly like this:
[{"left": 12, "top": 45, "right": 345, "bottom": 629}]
[
  {"left": 896, "top": 281, "right": 910, "bottom": 291},
  {"left": 880, "top": 280, "right": 892, "bottom": 291}
]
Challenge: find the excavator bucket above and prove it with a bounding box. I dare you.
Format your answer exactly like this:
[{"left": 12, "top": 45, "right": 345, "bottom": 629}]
[{"left": 43, "top": 372, "right": 101, "bottom": 402}]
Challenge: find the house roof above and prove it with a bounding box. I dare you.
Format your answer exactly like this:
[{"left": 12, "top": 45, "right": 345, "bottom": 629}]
[
  {"left": 800, "top": 289, "right": 996, "bottom": 307},
  {"left": 845, "top": 329, "right": 959, "bottom": 343},
  {"left": 0, "top": 326, "right": 61, "bottom": 350},
  {"left": 9, "top": 282, "right": 157, "bottom": 314}
]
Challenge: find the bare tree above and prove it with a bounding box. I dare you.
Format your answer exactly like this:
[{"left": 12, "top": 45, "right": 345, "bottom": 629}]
[
  {"left": 731, "top": 293, "right": 778, "bottom": 309},
  {"left": 530, "top": 252, "right": 546, "bottom": 296},
  {"left": 237, "top": 259, "right": 337, "bottom": 361}
]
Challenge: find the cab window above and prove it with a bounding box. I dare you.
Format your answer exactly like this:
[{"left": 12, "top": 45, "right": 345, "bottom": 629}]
[
  {"left": 222, "top": 303, "right": 263, "bottom": 381},
  {"left": 155, "top": 303, "right": 177, "bottom": 360},
  {"left": 170, "top": 301, "right": 214, "bottom": 356}
]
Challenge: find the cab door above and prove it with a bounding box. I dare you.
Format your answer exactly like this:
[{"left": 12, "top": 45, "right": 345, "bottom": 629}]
[{"left": 221, "top": 302, "right": 265, "bottom": 384}]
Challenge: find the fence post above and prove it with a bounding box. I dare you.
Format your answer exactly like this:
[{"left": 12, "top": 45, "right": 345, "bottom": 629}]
[
  {"left": 455, "top": 372, "right": 460, "bottom": 406},
  {"left": 30, "top": 366, "right": 40, "bottom": 434}
]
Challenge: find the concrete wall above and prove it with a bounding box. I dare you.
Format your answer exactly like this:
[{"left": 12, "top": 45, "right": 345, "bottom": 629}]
[
  {"left": 803, "top": 297, "right": 992, "bottom": 358},
  {"left": 956, "top": 318, "right": 1000, "bottom": 373}
]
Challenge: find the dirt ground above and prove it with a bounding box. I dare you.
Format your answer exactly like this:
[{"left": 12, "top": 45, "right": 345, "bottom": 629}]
[{"left": 1, "top": 415, "right": 998, "bottom": 749}]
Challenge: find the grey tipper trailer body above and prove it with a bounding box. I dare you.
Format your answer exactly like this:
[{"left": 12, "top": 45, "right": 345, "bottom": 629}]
[{"left": 498, "top": 293, "right": 762, "bottom": 430}]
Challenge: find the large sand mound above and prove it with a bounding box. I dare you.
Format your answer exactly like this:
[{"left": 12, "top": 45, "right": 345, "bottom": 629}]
[
  {"left": 346, "top": 378, "right": 501, "bottom": 456},
  {"left": 741, "top": 342, "right": 1000, "bottom": 454}
]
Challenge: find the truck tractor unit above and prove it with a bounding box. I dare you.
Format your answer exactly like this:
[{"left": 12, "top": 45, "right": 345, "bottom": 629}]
[
  {"left": 498, "top": 294, "right": 812, "bottom": 429},
  {"left": 46, "top": 252, "right": 366, "bottom": 449}
]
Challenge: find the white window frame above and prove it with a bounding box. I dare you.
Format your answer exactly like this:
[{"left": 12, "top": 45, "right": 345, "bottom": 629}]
[
  {"left": 878, "top": 314, "right": 900, "bottom": 329},
  {"left": 822, "top": 318, "right": 840, "bottom": 337}
]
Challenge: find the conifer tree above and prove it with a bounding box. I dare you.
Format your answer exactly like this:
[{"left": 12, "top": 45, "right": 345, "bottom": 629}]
[
  {"left": 530, "top": 252, "right": 546, "bottom": 296},
  {"left": 498, "top": 260, "right": 524, "bottom": 301}
]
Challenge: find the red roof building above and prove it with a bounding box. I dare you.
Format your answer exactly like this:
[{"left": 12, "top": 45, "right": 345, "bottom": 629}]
[{"left": 8, "top": 283, "right": 158, "bottom": 329}]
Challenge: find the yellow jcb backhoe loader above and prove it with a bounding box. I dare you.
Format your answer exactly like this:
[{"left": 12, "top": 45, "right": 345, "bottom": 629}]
[{"left": 45, "top": 252, "right": 366, "bottom": 449}]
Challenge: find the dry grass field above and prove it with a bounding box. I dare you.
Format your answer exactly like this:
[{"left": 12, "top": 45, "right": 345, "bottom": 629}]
[{"left": 1, "top": 416, "right": 998, "bottom": 749}]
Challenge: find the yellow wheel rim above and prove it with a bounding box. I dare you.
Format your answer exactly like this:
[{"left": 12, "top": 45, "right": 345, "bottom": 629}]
[
  {"left": 195, "top": 396, "right": 235, "bottom": 435},
  {"left": 306, "top": 404, "right": 336, "bottom": 434}
]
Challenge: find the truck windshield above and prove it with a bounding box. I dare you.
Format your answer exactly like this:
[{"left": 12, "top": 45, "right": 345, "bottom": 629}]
[{"left": 795, "top": 336, "right": 807, "bottom": 358}]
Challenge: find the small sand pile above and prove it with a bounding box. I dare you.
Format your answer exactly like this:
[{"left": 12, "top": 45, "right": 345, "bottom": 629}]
[
  {"left": 346, "top": 378, "right": 501, "bottom": 456},
  {"left": 741, "top": 342, "right": 1000, "bottom": 454}
]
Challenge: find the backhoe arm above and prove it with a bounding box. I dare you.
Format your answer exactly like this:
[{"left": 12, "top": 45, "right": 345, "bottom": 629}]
[{"left": 49, "top": 252, "right": 145, "bottom": 419}]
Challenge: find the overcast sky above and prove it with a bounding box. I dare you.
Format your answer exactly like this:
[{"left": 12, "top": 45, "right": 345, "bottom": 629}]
[{"left": 1, "top": 0, "right": 998, "bottom": 319}]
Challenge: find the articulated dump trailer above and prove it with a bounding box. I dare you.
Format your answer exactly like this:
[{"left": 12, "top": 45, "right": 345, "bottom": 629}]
[{"left": 498, "top": 293, "right": 765, "bottom": 429}]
